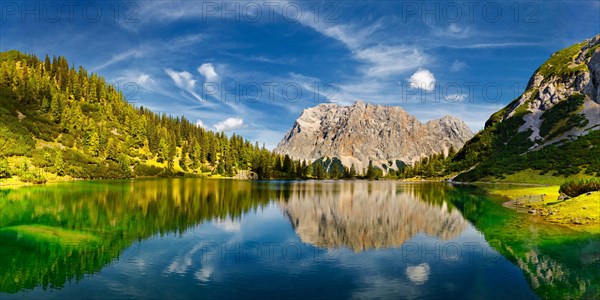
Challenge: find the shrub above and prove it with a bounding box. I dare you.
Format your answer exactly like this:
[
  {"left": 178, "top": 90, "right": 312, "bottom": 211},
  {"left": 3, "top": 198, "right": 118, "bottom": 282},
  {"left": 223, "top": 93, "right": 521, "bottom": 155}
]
[
  {"left": 134, "top": 164, "right": 164, "bottom": 177},
  {"left": 20, "top": 171, "right": 47, "bottom": 184},
  {"left": 0, "top": 157, "right": 10, "bottom": 178},
  {"left": 559, "top": 178, "right": 600, "bottom": 197}
]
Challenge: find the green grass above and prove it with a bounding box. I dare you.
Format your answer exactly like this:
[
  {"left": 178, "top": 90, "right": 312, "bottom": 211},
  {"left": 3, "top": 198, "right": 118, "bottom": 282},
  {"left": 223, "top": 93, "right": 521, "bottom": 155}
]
[
  {"left": 485, "top": 184, "right": 599, "bottom": 233},
  {"left": 536, "top": 42, "right": 586, "bottom": 78},
  {"left": 545, "top": 192, "right": 599, "bottom": 227},
  {"left": 488, "top": 185, "right": 560, "bottom": 201},
  {"left": 0, "top": 225, "right": 100, "bottom": 246},
  {"left": 480, "top": 169, "right": 598, "bottom": 185}
]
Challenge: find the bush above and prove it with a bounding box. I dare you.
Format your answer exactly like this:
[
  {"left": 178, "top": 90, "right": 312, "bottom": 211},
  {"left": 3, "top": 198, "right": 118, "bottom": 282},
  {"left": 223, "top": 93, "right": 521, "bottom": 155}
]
[
  {"left": 20, "top": 171, "right": 47, "bottom": 184},
  {"left": 134, "top": 163, "right": 164, "bottom": 177},
  {"left": 559, "top": 178, "right": 600, "bottom": 197},
  {"left": 0, "top": 157, "right": 10, "bottom": 178}
]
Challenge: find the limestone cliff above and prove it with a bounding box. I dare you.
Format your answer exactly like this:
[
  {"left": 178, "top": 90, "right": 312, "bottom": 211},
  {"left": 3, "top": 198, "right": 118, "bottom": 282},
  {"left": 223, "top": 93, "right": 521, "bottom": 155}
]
[{"left": 275, "top": 101, "right": 473, "bottom": 171}]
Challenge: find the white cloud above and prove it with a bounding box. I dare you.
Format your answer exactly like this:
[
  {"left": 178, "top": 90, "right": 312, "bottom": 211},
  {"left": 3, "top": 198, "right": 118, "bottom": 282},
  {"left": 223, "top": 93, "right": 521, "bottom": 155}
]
[
  {"left": 356, "top": 45, "right": 427, "bottom": 77},
  {"left": 444, "top": 93, "right": 466, "bottom": 102},
  {"left": 195, "top": 119, "right": 206, "bottom": 128},
  {"left": 450, "top": 60, "right": 467, "bottom": 72},
  {"left": 291, "top": 4, "right": 426, "bottom": 78},
  {"left": 113, "top": 71, "right": 161, "bottom": 93},
  {"left": 214, "top": 117, "right": 245, "bottom": 132},
  {"left": 113, "top": 70, "right": 182, "bottom": 101},
  {"left": 164, "top": 68, "right": 204, "bottom": 102},
  {"left": 137, "top": 73, "right": 151, "bottom": 85},
  {"left": 449, "top": 42, "right": 541, "bottom": 49},
  {"left": 168, "top": 34, "right": 205, "bottom": 50},
  {"left": 165, "top": 69, "right": 196, "bottom": 91},
  {"left": 432, "top": 24, "right": 471, "bottom": 39},
  {"left": 409, "top": 69, "right": 436, "bottom": 91},
  {"left": 198, "top": 63, "right": 219, "bottom": 82},
  {"left": 92, "top": 49, "right": 144, "bottom": 72},
  {"left": 405, "top": 263, "right": 430, "bottom": 285}
]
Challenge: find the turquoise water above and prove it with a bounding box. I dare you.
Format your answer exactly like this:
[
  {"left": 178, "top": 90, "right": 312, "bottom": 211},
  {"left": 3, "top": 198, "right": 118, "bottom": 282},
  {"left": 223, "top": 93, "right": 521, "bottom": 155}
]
[{"left": 0, "top": 179, "right": 597, "bottom": 299}]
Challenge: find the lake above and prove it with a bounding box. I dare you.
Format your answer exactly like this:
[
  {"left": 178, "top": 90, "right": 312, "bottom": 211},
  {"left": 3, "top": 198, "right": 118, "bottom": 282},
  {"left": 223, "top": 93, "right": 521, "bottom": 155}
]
[{"left": 0, "top": 179, "right": 598, "bottom": 299}]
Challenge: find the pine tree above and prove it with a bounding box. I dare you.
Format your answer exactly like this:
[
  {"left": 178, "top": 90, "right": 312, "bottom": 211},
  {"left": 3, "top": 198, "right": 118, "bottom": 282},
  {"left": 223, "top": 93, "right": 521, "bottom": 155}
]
[
  {"left": 331, "top": 163, "right": 341, "bottom": 179},
  {"left": 283, "top": 154, "right": 293, "bottom": 174},
  {"left": 448, "top": 145, "right": 456, "bottom": 158},
  {"left": 54, "top": 151, "right": 65, "bottom": 176},
  {"left": 50, "top": 94, "right": 63, "bottom": 123},
  {"left": 106, "top": 137, "right": 120, "bottom": 161},
  {"left": 349, "top": 164, "right": 357, "bottom": 178},
  {"left": 301, "top": 160, "right": 309, "bottom": 178},
  {"left": 0, "top": 157, "right": 10, "bottom": 178},
  {"left": 88, "top": 131, "right": 100, "bottom": 157}
]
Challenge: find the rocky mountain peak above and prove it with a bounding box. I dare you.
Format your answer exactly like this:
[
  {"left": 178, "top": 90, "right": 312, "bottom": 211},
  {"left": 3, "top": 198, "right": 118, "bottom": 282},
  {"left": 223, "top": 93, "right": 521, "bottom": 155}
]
[
  {"left": 494, "top": 34, "right": 600, "bottom": 149},
  {"left": 275, "top": 101, "right": 474, "bottom": 172},
  {"left": 352, "top": 99, "right": 367, "bottom": 107}
]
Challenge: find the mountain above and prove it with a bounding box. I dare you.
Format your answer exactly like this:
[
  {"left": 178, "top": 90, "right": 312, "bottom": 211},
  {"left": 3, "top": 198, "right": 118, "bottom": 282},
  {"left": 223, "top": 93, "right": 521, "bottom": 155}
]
[
  {"left": 281, "top": 181, "right": 466, "bottom": 252},
  {"left": 453, "top": 34, "right": 600, "bottom": 181},
  {"left": 274, "top": 100, "right": 473, "bottom": 173},
  {"left": 0, "top": 50, "right": 305, "bottom": 183}
]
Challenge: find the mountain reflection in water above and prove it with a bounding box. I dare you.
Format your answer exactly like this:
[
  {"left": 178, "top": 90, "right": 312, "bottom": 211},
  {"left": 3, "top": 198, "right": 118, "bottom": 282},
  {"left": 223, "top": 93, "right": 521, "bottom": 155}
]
[{"left": 280, "top": 181, "right": 467, "bottom": 251}]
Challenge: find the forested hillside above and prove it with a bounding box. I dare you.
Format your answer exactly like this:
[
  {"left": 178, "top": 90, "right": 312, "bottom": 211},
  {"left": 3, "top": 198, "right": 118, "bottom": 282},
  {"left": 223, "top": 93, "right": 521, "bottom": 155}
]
[
  {"left": 391, "top": 35, "right": 600, "bottom": 182},
  {"left": 0, "top": 50, "right": 311, "bottom": 183}
]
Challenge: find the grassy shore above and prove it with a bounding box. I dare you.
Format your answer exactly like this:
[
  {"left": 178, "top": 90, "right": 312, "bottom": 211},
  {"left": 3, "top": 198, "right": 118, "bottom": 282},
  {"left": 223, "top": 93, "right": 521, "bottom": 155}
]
[{"left": 485, "top": 184, "right": 600, "bottom": 233}]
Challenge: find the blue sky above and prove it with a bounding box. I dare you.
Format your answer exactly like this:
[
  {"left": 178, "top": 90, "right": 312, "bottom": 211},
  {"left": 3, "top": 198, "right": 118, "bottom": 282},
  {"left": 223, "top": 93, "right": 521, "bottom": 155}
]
[{"left": 1, "top": 0, "right": 599, "bottom": 148}]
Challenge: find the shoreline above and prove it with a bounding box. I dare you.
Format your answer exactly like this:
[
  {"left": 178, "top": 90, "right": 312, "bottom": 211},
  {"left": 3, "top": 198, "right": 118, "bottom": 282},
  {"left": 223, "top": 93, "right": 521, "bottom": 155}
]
[
  {"left": 3, "top": 175, "right": 597, "bottom": 233},
  {"left": 1, "top": 175, "right": 557, "bottom": 189},
  {"left": 483, "top": 184, "right": 599, "bottom": 233},
  {"left": 0, "top": 174, "right": 579, "bottom": 189}
]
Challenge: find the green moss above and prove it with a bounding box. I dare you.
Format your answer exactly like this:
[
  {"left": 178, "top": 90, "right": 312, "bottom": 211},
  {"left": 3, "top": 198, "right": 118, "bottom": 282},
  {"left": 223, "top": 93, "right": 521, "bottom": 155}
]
[{"left": 536, "top": 42, "right": 586, "bottom": 78}]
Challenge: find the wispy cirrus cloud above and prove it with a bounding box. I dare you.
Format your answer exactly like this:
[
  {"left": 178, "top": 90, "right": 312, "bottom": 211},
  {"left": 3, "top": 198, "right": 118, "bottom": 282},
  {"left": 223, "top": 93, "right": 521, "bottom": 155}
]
[
  {"left": 450, "top": 60, "right": 467, "bottom": 72},
  {"left": 289, "top": 1, "right": 427, "bottom": 78},
  {"left": 164, "top": 68, "right": 204, "bottom": 102},
  {"left": 92, "top": 49, "right": 145, "bottom": 72},
  {"left": 431, "top": 23, "right": 472, "bottom": 39},
  {"left": 447, "top": 42, "right": 543, "bottom": 49},
  {"left": 357, "top": 45, "right": 428, "bottom": 77}
]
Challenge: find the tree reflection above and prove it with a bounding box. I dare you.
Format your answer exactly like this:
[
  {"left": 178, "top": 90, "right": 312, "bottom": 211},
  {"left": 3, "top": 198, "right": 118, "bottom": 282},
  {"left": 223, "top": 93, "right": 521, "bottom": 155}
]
[
  {"left": 447, "top": 186, "right": 600, "bottom": 299},
  {"left": 0, "top": 179, "right": 273, "bottom": 293}
]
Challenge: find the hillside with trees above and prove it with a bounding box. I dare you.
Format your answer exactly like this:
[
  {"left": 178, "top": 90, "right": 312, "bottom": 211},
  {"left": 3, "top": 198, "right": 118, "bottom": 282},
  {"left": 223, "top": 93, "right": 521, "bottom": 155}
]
[{"left": 0, "top": 50, "right": 313, "bottom": 183}]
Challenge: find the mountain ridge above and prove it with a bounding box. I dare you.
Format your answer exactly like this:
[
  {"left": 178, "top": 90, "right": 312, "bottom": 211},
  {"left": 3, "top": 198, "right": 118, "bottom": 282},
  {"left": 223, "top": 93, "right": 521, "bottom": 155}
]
[{"left": 275, "top": 100, "right": 473, "bottom": 172}]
